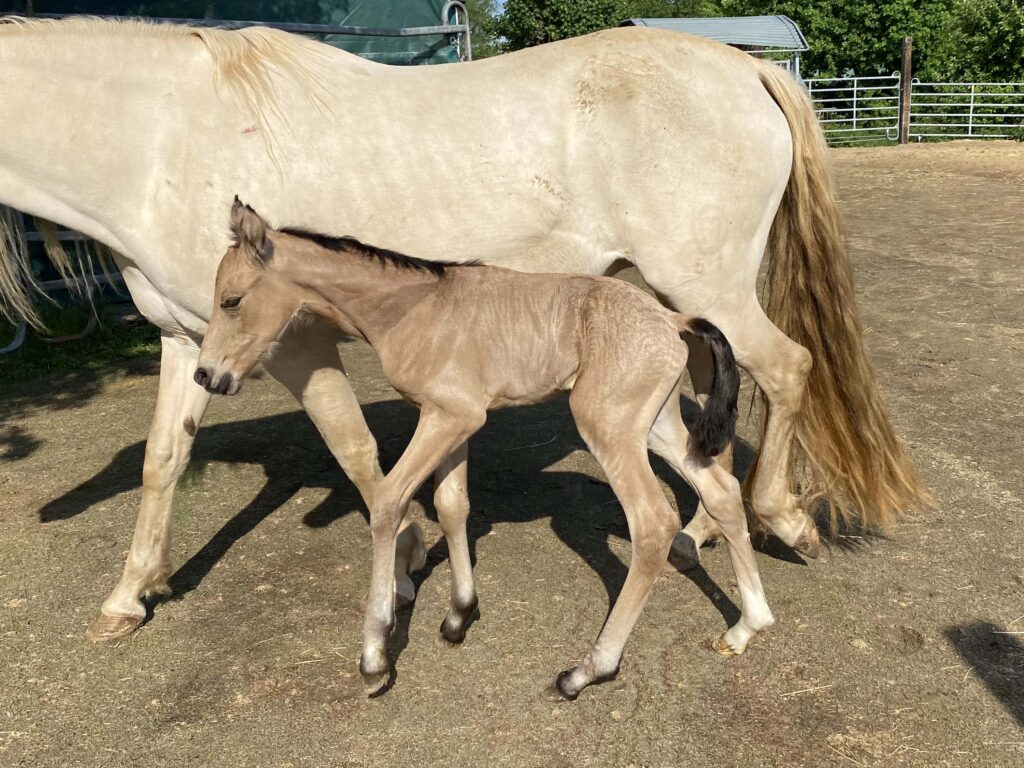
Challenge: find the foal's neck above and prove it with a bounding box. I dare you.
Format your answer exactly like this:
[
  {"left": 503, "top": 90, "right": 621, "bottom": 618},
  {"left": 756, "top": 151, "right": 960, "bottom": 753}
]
[{"left": 271, "top": 233, "right": 447, "bottom": 345}]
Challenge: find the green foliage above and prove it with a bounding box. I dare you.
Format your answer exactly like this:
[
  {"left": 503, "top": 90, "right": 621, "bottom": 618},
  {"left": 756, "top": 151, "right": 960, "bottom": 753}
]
[
  {"left": 721, "top": 0, "right": 950, "bottom": 77},
  {"left": 937, "top": 0, "right": 1024, "bottom": 82},
  {"left": 0, "top": 299, "right": 159, "bottom": 386},
  {"left": 495, "top": 0, "right": 722, "bottom": 50},
  {"left": 464, "top": 0, "right": 503, "bottom": 58},
  {"left": 496, "top": 0, "right": 626, "bottom": 50}
]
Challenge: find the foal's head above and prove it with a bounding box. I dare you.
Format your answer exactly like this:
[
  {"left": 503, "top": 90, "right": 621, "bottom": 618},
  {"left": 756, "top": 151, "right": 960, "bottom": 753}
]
[{"left": 195, "top": 199, "right": 308, "bottom": 395}]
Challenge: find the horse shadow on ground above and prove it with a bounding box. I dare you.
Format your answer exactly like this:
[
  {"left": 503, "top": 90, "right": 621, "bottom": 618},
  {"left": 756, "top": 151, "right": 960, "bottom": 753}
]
[
  {"left": 39, "top": 393, "right": 811, "bottom": 672},
  {"left": 0, "top": 353, "right": 160, "bottom": 461},
  {"left": 945, "top": 622, "right": 1024, "bottom": 728}
]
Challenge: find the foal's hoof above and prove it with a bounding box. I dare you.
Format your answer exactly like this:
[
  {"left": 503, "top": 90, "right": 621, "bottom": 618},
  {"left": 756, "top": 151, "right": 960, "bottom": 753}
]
[
  {"left": 554, "top": 669, "right": 584, "bottom": 701},
  {"left": 792, "top": 521, "right": 822, "bottom": 560},
  {"left": 710, "top": 631, "right": 750, "bottom": 657},
  {"left": 85, "top": 613, "right": 142, "bottom": 644},
  {"left": 440, "top": 618, "right": 467, "bottom": 645},
  {"left": 666, "top": 531, "right": 701, "bottom": 572}
]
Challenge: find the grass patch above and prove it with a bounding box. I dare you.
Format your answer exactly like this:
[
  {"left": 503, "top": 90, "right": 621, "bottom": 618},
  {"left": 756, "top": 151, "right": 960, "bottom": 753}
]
[{"left": 0, "top": 298, "right": 160, "bottom": 387}]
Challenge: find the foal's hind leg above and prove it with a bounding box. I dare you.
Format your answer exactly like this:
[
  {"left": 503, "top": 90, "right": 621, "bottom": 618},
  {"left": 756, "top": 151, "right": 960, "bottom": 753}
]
[
  {"left": 434, "top": 442, "right": 478, "bottom": 644},
  {"left": 649, "top": 402, "right": 774, "bottom": 654},
  {"left": 556, "top": 380, "right": 680, "bottom": 700}
]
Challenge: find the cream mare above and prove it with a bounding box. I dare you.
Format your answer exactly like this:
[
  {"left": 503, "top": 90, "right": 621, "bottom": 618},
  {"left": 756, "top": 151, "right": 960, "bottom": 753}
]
[{"left": 0, "top": 18, "right": 926, "bottom": 643}]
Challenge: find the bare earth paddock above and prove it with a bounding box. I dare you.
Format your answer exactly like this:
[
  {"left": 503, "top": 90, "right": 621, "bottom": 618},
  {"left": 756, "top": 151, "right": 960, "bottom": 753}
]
[{"left": 1, "top": 142, "right": 1022, "bottom": 767}]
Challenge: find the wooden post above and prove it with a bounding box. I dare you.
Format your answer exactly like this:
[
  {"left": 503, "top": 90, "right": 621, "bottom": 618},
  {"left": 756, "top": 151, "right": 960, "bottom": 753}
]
[{"left": 898, "top": 36, "right": 913, "bottom": 144}]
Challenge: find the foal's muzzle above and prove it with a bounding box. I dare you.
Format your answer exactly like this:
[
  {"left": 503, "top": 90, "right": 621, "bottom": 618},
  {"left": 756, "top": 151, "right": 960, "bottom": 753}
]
[{"left": 193, "top": 366, "right": 238, "bottom": 395}]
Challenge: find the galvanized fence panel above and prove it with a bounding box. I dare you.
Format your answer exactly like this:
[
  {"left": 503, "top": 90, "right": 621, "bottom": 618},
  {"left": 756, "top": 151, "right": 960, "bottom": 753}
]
[
  {"left": 805, "top": 74, "right": 1024, "bottom": 145},
  {"left": 909, "top": 82, "right": 1024, "bottom": 139},
  {"left": 805, "top": 75, "right": 901, "bottom": 145}
]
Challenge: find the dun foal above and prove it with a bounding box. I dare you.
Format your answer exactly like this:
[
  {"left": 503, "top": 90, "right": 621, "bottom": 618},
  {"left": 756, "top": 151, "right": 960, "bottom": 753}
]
[{"left": 197, "top": 200, "right": 774, "bottom": 699}]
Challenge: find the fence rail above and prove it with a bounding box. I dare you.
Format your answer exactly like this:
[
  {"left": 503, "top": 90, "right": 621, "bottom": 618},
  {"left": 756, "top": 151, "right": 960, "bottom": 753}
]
[
  {"left": 908, "top": 82, "right": 1024, "bottom": 139},
  {"left": 805, "top": 75, "right": 901, "bottom": 145},
  {"left": 805, "top": 75, "right": 1024, "bottom": 145}
]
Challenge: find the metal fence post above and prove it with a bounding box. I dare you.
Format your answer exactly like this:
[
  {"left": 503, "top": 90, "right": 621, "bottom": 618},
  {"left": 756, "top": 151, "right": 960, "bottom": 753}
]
[
  {"left": 898, "top": 36, "right": 913, "bottom": 144},
  {"left": 853, "top": 77, "right": 859, "bottom": 132},
  {"left": 968, "top": 83, "right": 976, "bottom": 136}
]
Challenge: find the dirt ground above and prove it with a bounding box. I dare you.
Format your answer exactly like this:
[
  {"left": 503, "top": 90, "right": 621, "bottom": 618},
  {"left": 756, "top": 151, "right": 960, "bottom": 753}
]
[{"left": 1, "top": 141, "right": 1022, "bottom": 767}]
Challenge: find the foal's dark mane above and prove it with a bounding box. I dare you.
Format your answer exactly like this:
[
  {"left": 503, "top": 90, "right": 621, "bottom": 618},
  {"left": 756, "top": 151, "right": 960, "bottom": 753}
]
[{"left": 279, "top": 228, "right": 475, "bottom": 277}]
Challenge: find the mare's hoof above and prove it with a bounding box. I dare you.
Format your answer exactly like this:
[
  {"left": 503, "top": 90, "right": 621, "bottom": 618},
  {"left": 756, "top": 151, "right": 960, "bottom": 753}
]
[
  {"left": 394, "top": 577, "right": 417, "bottom": 610},
  {"left": 666, "top": 532, "right": 701, "bottom": 572},
  {"left": 85, "top": 613, "right": 142, "bottom": 644},
  {"left": 359, "top": 658, "right": 390, "bottom": 696},
  {"left": 792, "top": 522, "right": 822, "bottom": 559}
]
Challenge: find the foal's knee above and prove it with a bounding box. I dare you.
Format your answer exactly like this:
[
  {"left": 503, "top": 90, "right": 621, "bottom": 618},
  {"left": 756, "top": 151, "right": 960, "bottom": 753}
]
[{"left": 633, "top": 513, "right": 679, "bottom": 571}]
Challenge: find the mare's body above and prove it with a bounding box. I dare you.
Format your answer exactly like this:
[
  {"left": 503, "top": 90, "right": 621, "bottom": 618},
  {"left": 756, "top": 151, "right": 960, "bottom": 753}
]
[{"left": 0, "top": 18, "right": 925, "bottom": 643}]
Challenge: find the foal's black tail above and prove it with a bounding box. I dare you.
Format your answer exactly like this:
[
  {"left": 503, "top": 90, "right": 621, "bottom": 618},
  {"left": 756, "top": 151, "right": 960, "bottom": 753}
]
[{"left": 675, "top": 317, "right": 740, "bottom": 457}]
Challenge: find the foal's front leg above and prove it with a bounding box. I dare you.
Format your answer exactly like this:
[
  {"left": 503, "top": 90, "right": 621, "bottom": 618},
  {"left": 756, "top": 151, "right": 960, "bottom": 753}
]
[{"left": 360, "top": 409, "right": 484, "bottom": 694}]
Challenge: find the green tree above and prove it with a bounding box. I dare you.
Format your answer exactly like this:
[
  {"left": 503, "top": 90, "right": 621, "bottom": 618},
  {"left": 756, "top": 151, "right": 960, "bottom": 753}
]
[
  {"left": 938, "top": 0, "right": 1024, "bottom": 81},
  {"left": 496, "top": 0, "right": 724, "bottom": 51},
  {"left": 721, "top": 0, "right": 951, "bottom": 77},
  {"left": 497, "top": 0, "right": 626, "bottom": 50},
  {"left": 463, "top": 0, "right": 503, "bottom": 58}
]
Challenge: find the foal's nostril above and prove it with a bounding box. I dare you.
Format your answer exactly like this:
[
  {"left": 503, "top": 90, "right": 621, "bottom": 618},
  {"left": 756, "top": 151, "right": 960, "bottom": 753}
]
[
  {"left": 218, "top": 374, "right": 234, "bottom": 395},
  {"left": 194, "top": 368, "right": 210, "bottom": 387}
]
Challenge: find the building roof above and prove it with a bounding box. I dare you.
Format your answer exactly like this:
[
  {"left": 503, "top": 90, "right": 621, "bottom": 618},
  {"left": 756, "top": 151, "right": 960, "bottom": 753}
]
[{"left": 621, "top": 15, "right": 808, "bottom": 52}]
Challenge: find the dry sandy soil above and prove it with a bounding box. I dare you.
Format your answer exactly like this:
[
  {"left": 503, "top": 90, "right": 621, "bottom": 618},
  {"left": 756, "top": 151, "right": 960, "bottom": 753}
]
[{"left": 1, "top": 141, "right": 1022, "bottom": 767}]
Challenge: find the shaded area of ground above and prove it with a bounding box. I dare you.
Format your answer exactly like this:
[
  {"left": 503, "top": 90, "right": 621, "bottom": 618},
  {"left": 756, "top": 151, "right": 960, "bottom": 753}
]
[{"left": 1, "top": 142, "right": 1022, "bottom": 767}]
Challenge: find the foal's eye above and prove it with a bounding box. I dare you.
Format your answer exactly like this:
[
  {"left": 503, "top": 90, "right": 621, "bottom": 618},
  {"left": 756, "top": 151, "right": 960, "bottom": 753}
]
[{"left": 220, "top": 296, "right": 242, "bottom": 310}]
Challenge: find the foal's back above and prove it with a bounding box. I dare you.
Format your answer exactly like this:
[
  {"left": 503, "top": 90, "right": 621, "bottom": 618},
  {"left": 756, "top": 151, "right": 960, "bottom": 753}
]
[{"left": 379, "top": 266, "right": 684, "bottom": 409}]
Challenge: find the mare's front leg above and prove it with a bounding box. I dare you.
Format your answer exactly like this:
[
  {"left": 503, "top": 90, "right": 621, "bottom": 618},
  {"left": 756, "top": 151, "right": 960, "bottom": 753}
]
[
  {"left": 434, "top": 442, "right": 478, "bottom": 643},
  {"left": 87, "top": 333, "right": 211, "bottom": 642},
  {"left": 360, "top": 409, "right": 484, "bottom": 694},
  {"left": 263, "top": 327, "right": 426, "bottom": 606}
]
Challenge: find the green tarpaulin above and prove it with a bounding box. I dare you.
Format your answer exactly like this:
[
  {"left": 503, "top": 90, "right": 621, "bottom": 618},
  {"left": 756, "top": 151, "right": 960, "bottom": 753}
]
[
  {"left": 27, "top": 2, "right": 465, "bottom": 65},
  {"left": 322, "top": 0, "right": 462, "bottom": 65}
]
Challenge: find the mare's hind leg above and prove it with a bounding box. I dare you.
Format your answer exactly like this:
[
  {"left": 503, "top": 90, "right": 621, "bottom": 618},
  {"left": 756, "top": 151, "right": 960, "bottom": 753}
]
[
  {"left": 650, "top": 288, "right": 819, "bottom": 557},
  {"left": 434, "top": 442, "right": 478, "bottom": 643},
  {"left": 556, "top": 378, "right": 680, "bottom": 700},
  {"left": 649, "top": 399, "right": 774, "bottom": 654},
  {"left": 669, "top": 346, "right": 726, "bottom": 569}
]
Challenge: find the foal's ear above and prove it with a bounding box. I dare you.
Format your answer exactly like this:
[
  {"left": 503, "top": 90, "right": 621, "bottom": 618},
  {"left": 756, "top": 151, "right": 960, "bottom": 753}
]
[{"left": 230, "top": 197, "right": 271, "bottom": 265}]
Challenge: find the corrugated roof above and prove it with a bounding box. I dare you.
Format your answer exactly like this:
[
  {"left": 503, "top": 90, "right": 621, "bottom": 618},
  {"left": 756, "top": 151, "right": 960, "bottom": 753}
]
[{"left": 621, "top": 15, "right": 808, "bottom": 52}]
